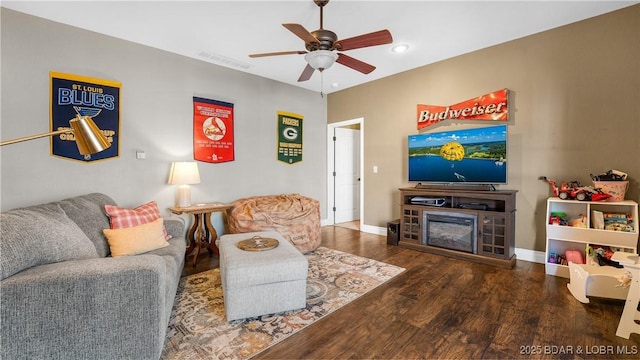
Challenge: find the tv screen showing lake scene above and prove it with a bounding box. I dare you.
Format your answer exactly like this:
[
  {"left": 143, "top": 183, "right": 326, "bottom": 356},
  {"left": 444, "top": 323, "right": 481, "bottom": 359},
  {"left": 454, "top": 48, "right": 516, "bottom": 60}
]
[{"left": 408, "top": 124, "right": 507, "bottom": 184}]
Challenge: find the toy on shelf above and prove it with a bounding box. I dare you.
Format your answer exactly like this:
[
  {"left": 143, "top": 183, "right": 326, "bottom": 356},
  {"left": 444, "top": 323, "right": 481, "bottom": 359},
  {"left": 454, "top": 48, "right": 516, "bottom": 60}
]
[
  {"left": 591, "top": 169, "right": 629, "bottom": 202},
  {"left": 540, "top": 176, "right": 611, "bottom": 201},
  {"left": 548, "top": 212, "right": 567, "bottom": 225},
  {"left": 569, "top": 214, "right": 587, "bottom": 228},
  {"left": 587, "top": 245, "right": 623, "bottom": 267},
  {"left": 591, "top": 169, "right": 628, "bottom": 181},
  {"left": 548, "top": 212, "right": 588, "bottom": 228},
  {"left": 549, "top": 252, "right": 568, "bottom": 265},
  {"left": 566, "top": 249, "right": 584, "bottom": 264},
  {"left": 603, "top": 213, "right": 635, "bottom": 232}
]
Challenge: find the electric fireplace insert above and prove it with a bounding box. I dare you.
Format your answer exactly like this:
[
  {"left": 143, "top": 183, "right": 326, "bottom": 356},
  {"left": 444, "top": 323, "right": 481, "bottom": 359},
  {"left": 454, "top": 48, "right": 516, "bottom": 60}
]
[{"left": 423, "top": 211, "right": 477, "bottom": 253}]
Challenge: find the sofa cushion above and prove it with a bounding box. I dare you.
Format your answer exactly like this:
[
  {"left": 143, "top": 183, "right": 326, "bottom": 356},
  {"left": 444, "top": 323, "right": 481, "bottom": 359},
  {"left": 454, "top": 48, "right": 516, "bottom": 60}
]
[
  {"left": 104, "top": 201, "right": 171, "bottom": 240},
  {"left": 103, "top": 218, "right": 169, "bottom": 257},
  {"left": 0, "top": 203, "right": 98, "bottom": 280},
  {"left": 57, "top": 193, "right": 117, "bottom": 257}
]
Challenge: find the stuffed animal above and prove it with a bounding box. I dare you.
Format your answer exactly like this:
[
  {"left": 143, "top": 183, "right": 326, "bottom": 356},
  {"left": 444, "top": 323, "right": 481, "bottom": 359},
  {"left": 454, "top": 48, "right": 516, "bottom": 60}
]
[
  {"left": 617, "top": 270, "right": 633, "bottom": 288},
  {"left": 570, "top": 214, "right": 587, "bottom": 228}
]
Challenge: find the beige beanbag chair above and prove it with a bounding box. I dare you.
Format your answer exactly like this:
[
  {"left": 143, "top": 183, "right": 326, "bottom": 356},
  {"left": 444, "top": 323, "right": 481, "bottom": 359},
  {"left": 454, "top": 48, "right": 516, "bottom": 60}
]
[{"left": 227, "top": 194, "right": 321, "bottom": 253}]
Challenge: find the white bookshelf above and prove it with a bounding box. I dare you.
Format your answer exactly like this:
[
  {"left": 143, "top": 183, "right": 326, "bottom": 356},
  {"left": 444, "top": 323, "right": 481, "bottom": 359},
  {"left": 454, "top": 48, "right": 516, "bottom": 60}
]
[{"left": 545, "top": 197, "right": 638, "bottom": 278}]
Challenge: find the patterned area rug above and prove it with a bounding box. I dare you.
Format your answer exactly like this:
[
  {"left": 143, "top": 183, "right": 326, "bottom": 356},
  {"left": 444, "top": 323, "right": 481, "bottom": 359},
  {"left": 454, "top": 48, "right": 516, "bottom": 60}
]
[{"left": 161, "top": 246, "right": 405, "bottom": 360}]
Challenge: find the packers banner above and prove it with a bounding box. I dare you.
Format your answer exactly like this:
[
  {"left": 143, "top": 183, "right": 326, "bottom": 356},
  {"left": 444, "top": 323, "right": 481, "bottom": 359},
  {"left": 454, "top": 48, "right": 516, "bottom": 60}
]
[
  {"left": 193, "top": 97, "right": 234, "bottom": 163},
  {"left": 277, "top": 111, "right": 303, "bottom": 164},
  {"left": 50, "top": 72, "right": 120, "bottom": 162},
  {"left": 417, "top": 89, "right": 509, "bottom": 130}
]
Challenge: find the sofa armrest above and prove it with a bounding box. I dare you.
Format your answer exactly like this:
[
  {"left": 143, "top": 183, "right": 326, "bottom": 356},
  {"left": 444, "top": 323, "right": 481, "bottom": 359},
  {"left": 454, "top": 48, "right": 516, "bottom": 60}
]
[
  {"left": 1, "top": 255, "right": 174, "bottom": 360},
  {"left": 164, "top": 217, "right": 185, "bottom": 239}
]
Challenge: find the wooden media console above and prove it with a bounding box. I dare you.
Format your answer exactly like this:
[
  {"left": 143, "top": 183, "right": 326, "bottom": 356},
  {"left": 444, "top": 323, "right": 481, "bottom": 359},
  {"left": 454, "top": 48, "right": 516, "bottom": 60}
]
[{"left": 398, "top": 187, "right": 517, "bottom": 268}]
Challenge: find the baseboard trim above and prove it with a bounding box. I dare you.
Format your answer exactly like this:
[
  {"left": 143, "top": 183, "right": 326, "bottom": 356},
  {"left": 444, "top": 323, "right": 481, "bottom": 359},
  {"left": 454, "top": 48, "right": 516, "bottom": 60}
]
[
  {"left": 361, "top": 223, "right": 386, "bottom": 235},
  {"left": 514, "top": 248, "right": 546, "bottom": 264}
]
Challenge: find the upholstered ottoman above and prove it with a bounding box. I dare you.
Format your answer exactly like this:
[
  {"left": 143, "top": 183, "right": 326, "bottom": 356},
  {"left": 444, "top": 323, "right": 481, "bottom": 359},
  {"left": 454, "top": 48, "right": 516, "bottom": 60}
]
[{"left": 218, "top": 231, "right": 308, "bottom": 321}]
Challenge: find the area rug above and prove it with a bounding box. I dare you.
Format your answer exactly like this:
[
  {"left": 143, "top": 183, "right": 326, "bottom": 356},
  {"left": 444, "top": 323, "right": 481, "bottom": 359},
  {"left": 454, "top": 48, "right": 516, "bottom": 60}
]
[{"left": 161, "top": 246, "right": 405, "bottom": 360}]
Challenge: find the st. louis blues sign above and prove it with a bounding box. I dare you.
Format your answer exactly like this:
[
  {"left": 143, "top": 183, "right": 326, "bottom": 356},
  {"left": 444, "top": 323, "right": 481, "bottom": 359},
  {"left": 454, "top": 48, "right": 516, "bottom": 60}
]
[{"left": 50, "top": 71, "right": 120, "bottom": 162}]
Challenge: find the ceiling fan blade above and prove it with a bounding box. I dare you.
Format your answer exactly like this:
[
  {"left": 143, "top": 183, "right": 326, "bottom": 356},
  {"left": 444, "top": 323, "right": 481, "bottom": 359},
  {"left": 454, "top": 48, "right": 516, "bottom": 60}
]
[
  {"left": 297, "top": 63, "right": 315, "bottom": 82},
  {"left": 336, "top": 53, "right": 376, "bottom": 74},
  {"left": 249, "top": 50, "right": 307, "bottom": 58},
  {"left": 283, "top": 23, "right": 320, "bottom": 45},
  {"left": 334, "top": 29, "right": 393, "bottom": 51}
]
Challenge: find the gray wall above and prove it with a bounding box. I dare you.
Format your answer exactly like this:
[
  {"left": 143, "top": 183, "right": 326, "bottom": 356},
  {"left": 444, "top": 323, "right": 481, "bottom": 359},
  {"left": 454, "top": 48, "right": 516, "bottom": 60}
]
[
  {"left": 328, "top": 5, "right": 640, "bottom": 253},
  {"left": 0, "top": 9, "right": 327, "bottom": 228}
]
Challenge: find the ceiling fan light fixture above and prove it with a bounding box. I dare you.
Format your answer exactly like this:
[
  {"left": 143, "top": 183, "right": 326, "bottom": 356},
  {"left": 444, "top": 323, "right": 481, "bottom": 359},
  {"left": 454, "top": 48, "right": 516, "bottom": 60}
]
[{"left": 305, "top": 50, "right": 338, "bottom": 71}]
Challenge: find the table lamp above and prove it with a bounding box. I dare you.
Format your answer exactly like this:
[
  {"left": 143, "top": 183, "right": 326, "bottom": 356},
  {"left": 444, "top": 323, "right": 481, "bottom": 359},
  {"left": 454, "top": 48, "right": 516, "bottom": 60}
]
[{"left": 167, "top": 161, "right": 201, "bottom": 208}]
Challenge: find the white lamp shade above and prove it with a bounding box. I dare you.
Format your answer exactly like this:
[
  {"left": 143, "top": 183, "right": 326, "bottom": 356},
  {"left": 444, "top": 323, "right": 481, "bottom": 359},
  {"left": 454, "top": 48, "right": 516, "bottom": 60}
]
[
  {"left": 167, "top": 161, "right": 201, "bottom": 185},
  {"left": 305, "top": 50, "right": 338, "bottom": 71}
]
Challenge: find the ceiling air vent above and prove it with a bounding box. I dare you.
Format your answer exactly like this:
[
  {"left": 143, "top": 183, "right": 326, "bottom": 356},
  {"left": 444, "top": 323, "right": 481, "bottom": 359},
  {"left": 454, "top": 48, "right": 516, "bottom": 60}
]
[{"left": 197, "top": 51, "right": 253, "bottom": 70}]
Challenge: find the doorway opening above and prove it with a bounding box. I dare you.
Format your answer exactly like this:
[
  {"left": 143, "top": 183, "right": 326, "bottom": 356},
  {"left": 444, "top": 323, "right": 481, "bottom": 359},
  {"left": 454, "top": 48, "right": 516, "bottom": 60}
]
[{"left": 327, "top": 118, "right": 363, "bottom": 231}]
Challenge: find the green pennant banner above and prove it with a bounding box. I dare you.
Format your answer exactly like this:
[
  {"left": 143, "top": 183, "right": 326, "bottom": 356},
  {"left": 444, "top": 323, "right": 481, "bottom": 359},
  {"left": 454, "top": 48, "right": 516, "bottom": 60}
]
[{"left": 277, "top": 111, "right": 303, "bottom": 164}]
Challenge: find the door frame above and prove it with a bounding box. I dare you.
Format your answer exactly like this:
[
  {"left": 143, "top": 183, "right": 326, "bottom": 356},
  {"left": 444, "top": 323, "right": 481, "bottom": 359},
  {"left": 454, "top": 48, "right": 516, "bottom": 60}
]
[{"left": 327, "top": 117, "right": 364, "bottom": 229}]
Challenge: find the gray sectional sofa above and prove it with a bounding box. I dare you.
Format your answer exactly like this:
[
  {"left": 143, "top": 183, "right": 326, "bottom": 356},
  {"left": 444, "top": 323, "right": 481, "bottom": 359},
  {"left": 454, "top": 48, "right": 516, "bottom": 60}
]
[{"left": 0, "top": 193, "right": 186, "bottom": 360}]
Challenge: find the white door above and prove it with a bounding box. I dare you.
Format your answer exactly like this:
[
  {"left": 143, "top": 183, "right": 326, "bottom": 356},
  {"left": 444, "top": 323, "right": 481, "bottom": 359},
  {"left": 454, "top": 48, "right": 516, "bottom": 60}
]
[{"left": 334, "top": 127, "right": 360, "bottom": 223}]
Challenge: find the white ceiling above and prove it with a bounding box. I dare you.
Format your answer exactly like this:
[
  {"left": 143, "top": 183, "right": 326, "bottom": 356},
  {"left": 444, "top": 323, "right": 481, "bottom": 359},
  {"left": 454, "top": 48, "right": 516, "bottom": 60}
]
[{"left": 3, "top": 0, "right": 637, "bottom": 94}]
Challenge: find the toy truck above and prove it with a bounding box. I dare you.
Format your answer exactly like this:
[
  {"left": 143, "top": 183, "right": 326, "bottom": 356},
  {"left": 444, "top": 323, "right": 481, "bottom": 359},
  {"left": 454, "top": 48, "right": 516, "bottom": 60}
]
[{"left": 539, "top": 176, "right": 611, "bottom": 201}]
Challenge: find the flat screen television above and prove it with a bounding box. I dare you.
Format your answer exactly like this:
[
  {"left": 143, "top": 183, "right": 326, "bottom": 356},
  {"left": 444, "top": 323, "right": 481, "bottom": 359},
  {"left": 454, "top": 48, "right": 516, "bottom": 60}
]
[{"left": 408, "top": 124, "right": 507, "bottom": 185}]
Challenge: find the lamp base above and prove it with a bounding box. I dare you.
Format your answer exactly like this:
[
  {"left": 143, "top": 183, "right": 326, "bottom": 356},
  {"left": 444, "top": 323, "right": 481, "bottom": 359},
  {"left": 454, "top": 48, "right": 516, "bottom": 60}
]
[{"left": 176, "top": 185, "right": 192, "bottom": 208}]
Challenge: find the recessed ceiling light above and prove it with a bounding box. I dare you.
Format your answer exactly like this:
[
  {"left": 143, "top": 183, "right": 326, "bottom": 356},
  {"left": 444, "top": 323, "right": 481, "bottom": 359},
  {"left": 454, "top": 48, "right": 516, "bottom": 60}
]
[
  {"left": 392, "top": 44, "right": 409, "bottom": 53},
  {"left": 331, "top": 82, "right": 340, "bottom": 88}
]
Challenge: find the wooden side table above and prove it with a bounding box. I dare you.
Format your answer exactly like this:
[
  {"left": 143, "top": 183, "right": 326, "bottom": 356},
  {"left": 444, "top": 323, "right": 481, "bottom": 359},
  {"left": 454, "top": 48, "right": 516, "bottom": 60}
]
[{"left": 169, "top": 202, "right": 232, "bottom": 267}]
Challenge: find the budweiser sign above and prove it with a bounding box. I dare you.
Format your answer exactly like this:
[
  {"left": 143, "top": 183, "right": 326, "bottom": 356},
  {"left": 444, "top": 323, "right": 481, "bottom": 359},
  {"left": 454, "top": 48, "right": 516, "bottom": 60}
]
[{"left": 417, "top": 89, "right": 509, "bottom": 129}]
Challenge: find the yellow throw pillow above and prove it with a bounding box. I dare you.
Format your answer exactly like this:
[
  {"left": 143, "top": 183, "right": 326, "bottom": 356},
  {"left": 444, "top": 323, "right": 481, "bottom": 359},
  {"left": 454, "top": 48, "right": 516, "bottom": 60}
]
[{"left": 103, "top": 218, "right": 169, "bottom": 257}]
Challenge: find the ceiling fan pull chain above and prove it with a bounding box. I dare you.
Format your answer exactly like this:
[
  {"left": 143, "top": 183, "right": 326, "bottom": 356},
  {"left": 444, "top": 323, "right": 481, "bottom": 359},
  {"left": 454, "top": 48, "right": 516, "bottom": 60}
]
[{"left": 320, "top": 72, "right": 325, "bottom": 98}]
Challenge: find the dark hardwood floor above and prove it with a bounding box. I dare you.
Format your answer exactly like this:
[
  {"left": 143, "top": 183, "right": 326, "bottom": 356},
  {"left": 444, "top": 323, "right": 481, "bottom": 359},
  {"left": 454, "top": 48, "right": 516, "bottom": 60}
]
[{"left": 183, "top": 226, "right": 640, "bottom": 359}]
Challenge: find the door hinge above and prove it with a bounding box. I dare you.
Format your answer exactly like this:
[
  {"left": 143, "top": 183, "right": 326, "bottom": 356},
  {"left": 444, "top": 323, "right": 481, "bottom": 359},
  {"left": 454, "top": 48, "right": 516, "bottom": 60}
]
[
  {"left": 333, "top": 171, "right": 336, "bottom": 177},
  {"left": 332, "top": 206, "right": 336, "bottom": 212},
  {"left": 332, "top": 136, "right": 336, "bottom": 141}
]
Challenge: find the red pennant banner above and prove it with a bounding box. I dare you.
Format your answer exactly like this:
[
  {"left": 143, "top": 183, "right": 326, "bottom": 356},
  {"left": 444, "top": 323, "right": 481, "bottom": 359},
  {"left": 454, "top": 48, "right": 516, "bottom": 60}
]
[
  {"left": 193, "top": 97, "right": 234, "bottom": 163},
  {"left": 417, "top": 89, "right": 508, "bottom": 130}
]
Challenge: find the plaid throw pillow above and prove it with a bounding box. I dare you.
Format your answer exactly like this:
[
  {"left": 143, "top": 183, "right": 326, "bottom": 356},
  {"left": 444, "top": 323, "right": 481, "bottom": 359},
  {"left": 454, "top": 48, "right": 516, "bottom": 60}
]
[{"left": 104, "top": 201, "right": 172, "bottom": 240}]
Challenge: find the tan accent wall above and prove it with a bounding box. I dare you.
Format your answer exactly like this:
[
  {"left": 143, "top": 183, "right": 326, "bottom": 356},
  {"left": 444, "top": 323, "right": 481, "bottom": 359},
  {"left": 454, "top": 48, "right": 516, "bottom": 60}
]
[{"left": 328, "top": 5, "right": 640, "bottom": 252}]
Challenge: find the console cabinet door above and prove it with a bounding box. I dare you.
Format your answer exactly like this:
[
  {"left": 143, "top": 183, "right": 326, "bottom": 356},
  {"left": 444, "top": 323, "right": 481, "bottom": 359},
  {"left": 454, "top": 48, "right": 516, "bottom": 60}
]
[
  {"left": 401, "top": 206, "right": 421, "bottom": 244},
  {"left": 478, "top": 213, "right": 508, "bottom": 259}
]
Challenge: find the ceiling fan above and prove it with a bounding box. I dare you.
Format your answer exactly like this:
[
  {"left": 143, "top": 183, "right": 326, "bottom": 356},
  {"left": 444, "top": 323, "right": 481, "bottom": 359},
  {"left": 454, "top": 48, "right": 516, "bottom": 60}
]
[{"left": 249, "top": 0, "right": 393, "bottom": 82}]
